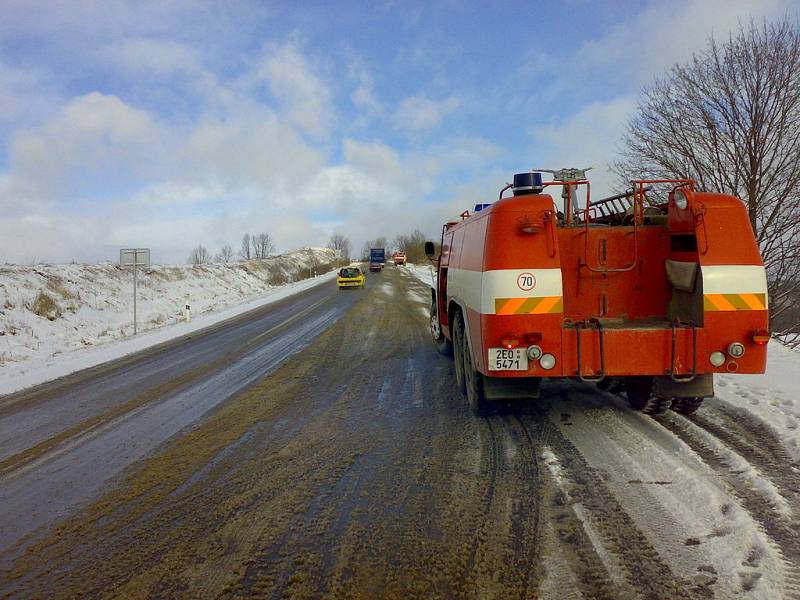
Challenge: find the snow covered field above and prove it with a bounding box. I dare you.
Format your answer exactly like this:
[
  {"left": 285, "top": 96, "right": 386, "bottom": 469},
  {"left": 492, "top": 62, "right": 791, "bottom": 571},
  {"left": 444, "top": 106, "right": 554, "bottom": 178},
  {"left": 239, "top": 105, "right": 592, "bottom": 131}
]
[
  {"left": 0, "top": 248, "right": 338, "bottom": 395},
  {"left": 404, "top": 264, "right": 800, "bottom": 460}
]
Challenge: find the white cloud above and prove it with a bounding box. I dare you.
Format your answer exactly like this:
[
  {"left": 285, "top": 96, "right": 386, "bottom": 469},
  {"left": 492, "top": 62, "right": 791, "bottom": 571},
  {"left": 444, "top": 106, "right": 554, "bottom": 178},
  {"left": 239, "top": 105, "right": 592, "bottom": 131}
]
[
  {"left": 533, "top": 97, "right": 638, "bottom": 199},
  {"left": 0, "top": 61, "right": 60, "bottom": 128},
  {"left": 256, "top": 42, "right": 334, "bottom": 139},
  {"left": 576, "top": 0, "right": 790, "bottom": 86},
  {"left": 10, "top": 92, "right": 162, "bottom": 199},
  {"left": 346, "top": 56, "right": 382, "bottom": 124},
  {"left": 0, "top": 87, "right": 329, "bottom": 262},
  {"left": 394, "top": 94, "right": 461, "bottom": 132},
  {"left": 352, "top": 82, "right": 380, "bottom": 114},
  {"left": 182, "top": 109, "right": 325, "bottom": 194},
  {"left": 103, "top": 38, "right": 203, "bottom": 78},
  {"left": 533, "top": 0, "right": 794, "bottom": 202}
]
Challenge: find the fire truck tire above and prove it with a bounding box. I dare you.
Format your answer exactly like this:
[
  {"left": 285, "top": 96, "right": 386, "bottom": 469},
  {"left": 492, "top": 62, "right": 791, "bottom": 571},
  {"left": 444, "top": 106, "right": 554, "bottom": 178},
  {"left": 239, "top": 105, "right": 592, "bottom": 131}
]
[
  {"left": 452, "top": 311, "right": 467, "bottom": 396},
  {"left": 671, "top": 397, "right": 704, "bottom": 415},
  {"left": 430, "top": 299, "right": 452, "bottom": 356},
  {"left": 624, "top": 376, "right": 671, "bottom": 415},
  {"left": 460, "top": 316, "right": 489, "bottom": 416}
]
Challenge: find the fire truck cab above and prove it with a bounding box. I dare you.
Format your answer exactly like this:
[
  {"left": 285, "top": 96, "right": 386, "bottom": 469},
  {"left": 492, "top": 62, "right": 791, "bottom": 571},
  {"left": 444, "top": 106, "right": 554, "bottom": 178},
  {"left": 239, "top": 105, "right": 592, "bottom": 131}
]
[{"left": 426, "top": 169, "right": 769, "bottom": 415}]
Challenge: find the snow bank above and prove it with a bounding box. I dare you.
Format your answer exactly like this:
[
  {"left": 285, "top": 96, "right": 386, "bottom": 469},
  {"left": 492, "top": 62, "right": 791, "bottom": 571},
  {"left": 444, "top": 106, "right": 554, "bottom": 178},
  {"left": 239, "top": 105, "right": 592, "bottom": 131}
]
[
  {"left": 405, "top": 263, "right": 435, "bottom": 288},
  {"left": 0, "top": 248, "right": 338, "bottom": 395}
]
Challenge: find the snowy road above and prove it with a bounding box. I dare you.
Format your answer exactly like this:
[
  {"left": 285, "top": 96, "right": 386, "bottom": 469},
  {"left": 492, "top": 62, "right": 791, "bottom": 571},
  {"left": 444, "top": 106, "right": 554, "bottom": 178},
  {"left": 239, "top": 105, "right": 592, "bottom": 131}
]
[
  {"left": 1, "top": 266, "right": 798, "bottom": 599},
  {"left": 0, "top": 276, "right": 361, "bottom": 556}
]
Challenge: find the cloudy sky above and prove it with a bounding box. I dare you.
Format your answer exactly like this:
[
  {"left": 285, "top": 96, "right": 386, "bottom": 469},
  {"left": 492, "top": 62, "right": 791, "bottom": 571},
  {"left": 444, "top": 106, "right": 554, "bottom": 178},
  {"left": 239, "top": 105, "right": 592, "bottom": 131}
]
[{"left": 0, "top": 0, "right": 795, "bottom": 264}]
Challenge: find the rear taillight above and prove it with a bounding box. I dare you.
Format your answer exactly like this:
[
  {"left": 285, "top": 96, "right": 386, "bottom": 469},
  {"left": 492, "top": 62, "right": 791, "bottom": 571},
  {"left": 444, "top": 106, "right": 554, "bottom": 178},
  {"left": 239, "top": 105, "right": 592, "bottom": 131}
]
[
  {"left": 501, "top": 337, "right": 519, "bottom": 349},
  {"left": 752, "top": 330, "right": 770, "bottom": 345},
  {"left": 523, "top": 332, "right": 542, "bottom": 345}
]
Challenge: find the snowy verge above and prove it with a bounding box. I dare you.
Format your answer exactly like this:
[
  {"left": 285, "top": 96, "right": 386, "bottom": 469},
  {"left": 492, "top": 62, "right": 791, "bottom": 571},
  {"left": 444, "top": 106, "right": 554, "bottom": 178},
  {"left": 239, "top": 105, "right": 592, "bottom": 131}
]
[
  {"left": 405, "top": 263, "right": 435, "bottom": 288},
  {"left": 0, "top": 248, "right": 338, "bottom": 396}
]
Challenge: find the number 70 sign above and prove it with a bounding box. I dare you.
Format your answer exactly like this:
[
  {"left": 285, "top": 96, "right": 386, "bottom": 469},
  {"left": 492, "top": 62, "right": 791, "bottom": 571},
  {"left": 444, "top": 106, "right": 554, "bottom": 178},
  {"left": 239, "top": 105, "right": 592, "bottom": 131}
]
[{"left": 517, "top": 272, "right": 536, "bottom": 291}]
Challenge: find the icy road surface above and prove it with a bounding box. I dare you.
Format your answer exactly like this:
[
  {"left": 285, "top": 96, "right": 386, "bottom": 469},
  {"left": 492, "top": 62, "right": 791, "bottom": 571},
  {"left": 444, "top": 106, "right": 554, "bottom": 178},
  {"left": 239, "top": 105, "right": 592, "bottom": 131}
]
[{"left": 1, "top": 266, "right": 799, "bottom": 599}]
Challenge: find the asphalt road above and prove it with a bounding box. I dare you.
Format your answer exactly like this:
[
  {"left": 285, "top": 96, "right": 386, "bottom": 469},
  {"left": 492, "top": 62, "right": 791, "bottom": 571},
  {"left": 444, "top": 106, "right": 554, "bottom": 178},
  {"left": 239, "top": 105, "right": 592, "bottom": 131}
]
[
  {"left": 0, "top": 275, "right": 361, "bottom": 556},
  {"left": 1, "top": 267, "right": 798, "bottom": 599}
]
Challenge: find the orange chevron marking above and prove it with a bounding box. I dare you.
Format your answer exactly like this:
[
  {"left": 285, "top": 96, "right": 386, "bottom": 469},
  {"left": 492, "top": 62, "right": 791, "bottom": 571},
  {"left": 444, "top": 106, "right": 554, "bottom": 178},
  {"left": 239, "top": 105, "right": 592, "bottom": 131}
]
[
  {"left": 497, "top": 297, "right": 527, "bottom": 315},
  {"left": 494, "top": 296, "right": 563, "bottom": 315},
  {"left": 704, "top": 293, "right": 767, "bottom": 311},
  {"left": 535, "top": 296, "right": 561, "bottom": 314}
]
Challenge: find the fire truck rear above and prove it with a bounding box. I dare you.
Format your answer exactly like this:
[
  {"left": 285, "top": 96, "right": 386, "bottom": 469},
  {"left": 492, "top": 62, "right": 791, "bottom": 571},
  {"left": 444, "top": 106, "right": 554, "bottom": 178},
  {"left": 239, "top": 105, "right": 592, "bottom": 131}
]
[{"left": 426, "top": 168, "right": 769, "bottom": 415}]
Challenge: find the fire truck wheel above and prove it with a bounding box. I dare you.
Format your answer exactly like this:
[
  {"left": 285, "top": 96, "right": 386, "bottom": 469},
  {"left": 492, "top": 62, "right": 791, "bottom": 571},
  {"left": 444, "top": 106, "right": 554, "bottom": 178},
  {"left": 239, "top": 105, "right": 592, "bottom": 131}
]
[
  {"left": 460, "top": 317, "right": 489, "bottom": 415},
  {"left": 624, "top": 376, "right": 671, "bottom": 415},
  {"left": 452, "top": 311, "right": 467, "bottom": 396},
  {"left": 671, "top": 397, "right": 704, "bottom": 415},
  {"left": 430, "top": 299, "right": 452, "bottom": 356}
]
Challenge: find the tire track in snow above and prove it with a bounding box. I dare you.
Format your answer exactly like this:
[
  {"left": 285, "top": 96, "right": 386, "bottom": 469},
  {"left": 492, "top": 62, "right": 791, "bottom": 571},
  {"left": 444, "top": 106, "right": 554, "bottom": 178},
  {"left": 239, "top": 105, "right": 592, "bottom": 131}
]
[
  {"left": 695, "top": 400, "right": 800, "bottom": 499},
  {"left": 503, "top": 415, "right": 544, "bottom": 599},
  {"left": 461, "top": 418, "right": 503, "bottom": 584},
  {"left": 659, "top": 410, "right": 800, "bottom": 599},
  {"left": 530, "top": 397, "right": 699, "bottom": 600}
]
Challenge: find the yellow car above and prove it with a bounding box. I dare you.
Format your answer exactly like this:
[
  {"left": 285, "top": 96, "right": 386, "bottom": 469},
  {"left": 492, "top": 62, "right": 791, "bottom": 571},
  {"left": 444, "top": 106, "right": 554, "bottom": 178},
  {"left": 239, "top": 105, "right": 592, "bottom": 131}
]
[{"left": 337, "top": 266, "right": 365, "bottom": 289}]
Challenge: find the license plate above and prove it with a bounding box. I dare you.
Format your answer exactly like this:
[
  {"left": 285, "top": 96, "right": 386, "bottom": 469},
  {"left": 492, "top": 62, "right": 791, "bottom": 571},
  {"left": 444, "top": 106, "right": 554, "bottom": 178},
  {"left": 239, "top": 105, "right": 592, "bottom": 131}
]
[{"left": 488, "top": 348, "right": 528, "bottom": 371}]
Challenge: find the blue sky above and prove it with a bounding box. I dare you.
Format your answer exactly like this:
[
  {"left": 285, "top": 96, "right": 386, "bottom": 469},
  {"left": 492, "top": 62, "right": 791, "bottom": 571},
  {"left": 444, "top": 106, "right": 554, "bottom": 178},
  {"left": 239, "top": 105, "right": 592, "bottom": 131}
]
[{"left": 0, "top": 0, "right": 795, "bottom": 263}]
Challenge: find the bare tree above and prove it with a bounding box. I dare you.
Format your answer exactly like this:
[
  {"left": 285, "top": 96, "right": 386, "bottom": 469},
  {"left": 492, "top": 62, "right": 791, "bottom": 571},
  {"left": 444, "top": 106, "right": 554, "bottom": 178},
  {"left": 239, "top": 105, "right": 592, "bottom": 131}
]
[
  {"left": 327, "top": 233, "right": 352, "bottom": 262},
  {"left": 215, "top": 243, "right": 235, "bottom": 263},
  {"left": 250, "top": 233, "right": 261, "bottom": 259},
  {"left": 251, "top": 232, "right": 275, "bottom": 259},
  {"left": 360, "top": 241, "right": 372, "bottom": 262},
  {"left": 260, "top": 233, "right": 275, "bottom": 257},
  {"left": 393, "top": 229, "right": 428, "bottom": 263},
  {"left": 360, "top": 237, "right": 388, "bottom": 261},
  {"left": 240, "top": 233, "right": 251, "bottom": 260},
  {"left": 613, "top": 18, "right": 800, "bottom": 344},
  {"left": 188, "top": 244, "right": 210, "bottom": 265}
]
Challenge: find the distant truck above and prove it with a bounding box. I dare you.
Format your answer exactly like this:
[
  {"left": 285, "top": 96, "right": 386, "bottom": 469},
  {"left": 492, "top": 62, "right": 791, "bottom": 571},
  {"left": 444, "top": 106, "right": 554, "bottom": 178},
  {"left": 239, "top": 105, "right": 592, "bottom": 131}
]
[
  {"left": 393, "top": 252, "right": 407, "bottom": 266},
  {"left": 369, "top": 248, "right": 385, "bottom": 272}
]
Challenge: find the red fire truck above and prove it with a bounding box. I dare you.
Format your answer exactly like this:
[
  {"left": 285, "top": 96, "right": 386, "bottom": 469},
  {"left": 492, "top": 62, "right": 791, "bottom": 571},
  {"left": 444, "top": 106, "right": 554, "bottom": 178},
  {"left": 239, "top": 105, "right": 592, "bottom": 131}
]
[{"left": 426, "top": 168, "right": 769, "bottom": 415}]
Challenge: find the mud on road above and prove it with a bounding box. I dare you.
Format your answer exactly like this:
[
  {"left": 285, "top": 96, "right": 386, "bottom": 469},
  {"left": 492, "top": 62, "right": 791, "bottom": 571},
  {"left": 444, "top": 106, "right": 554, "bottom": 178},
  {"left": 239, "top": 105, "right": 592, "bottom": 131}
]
[{"left": 1, "top": 267, "right": 799, "bottom": 599}]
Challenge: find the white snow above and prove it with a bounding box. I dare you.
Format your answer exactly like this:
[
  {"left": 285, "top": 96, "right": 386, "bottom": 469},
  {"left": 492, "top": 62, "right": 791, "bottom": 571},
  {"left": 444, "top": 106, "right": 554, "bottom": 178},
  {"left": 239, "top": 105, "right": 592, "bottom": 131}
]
[
  {"left": 0, "top": 248, "right": 338, "bottom": 396},
  {"left": 716, "top": 342, "right": 800, "bottom": 460},
  {"left": 551, "top": 391, "right": 788, "bottom": 599},
  {"left": 405, "top": 263, "right": 435, "bottom": 289}
]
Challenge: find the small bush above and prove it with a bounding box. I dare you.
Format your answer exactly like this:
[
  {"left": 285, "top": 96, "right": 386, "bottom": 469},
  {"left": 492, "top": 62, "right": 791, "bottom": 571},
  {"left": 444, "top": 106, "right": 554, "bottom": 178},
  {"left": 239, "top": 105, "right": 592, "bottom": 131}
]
[
  {"left": 46, "top": 277, "right": 78, "bottom": 301},
  {"left": 32, "top": 291, "right": 61, "bottom": 320},
  {"left": 267, "top": 264, "right": 288, "bottom": 285}
]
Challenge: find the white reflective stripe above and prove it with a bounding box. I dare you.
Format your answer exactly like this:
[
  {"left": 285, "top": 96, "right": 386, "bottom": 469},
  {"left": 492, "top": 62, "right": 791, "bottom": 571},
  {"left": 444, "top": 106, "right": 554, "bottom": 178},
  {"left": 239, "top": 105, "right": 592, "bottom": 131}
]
[
  {"left": 481, "top": 269, "right": 563, "bottom": 314},
  {"left": 701, "top": 265, "right": 768, "bottom": 296},
  {"left": 448, "top": 267, "right": 564, "bottom": 314},
  {"left": 447, "top": 268, "right": 483, "bottom": 313}
]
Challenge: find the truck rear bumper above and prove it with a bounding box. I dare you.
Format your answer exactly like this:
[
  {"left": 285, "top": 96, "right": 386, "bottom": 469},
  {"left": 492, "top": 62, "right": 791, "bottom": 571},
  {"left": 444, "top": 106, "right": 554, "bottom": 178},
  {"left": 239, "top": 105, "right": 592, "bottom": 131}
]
[{"left": 479, "top": 318, "right": 767, "bottom": 379}]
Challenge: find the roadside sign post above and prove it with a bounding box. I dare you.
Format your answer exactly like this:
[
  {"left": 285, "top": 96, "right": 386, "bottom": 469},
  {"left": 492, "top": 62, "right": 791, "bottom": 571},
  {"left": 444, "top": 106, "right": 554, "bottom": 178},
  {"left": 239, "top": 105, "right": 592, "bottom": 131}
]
[{"left": 120, "top": 248, "right": 151, "bottom": 334}]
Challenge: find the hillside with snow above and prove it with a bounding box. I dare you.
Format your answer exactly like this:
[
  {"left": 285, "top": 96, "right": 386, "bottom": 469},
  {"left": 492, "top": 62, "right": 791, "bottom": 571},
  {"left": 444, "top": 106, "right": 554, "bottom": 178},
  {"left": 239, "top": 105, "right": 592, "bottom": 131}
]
[{"left": 0, "top": 247, "right": 339, "bottom": 394}]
